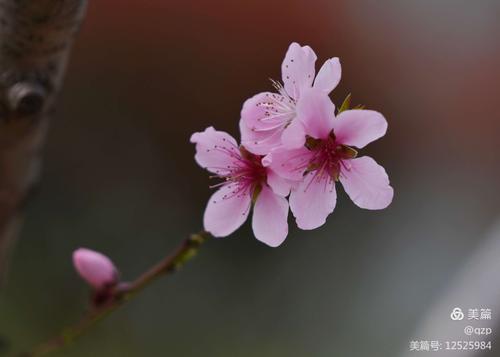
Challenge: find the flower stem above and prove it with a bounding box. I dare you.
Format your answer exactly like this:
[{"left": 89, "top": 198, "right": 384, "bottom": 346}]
[{"left": 22, "top": 230, "right": 211, "bottom": 357}]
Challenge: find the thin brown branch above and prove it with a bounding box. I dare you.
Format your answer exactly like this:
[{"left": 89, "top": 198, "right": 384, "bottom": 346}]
[
  {"left": 0, "top": 0, "right": 88, "bottom": 282},
  {"left": 22, "top": 230, "right": 211, "bottom": 357}
]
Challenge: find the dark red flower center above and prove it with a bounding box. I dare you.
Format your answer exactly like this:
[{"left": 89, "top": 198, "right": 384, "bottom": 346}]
[{"left": 305, "top": 131, "right": 357, "bottom": 181}]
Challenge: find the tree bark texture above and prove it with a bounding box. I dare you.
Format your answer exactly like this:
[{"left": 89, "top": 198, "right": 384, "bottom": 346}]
[{"left": 0, "top": 0, "right": 87, "bottom": 282}]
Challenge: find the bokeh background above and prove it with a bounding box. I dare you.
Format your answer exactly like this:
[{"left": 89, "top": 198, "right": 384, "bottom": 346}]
[{"left": 2, "top": 0, "right": 500, "bottom": 356}]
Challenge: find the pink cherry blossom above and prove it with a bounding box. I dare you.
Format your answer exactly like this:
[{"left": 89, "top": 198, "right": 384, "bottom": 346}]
[
  {"left": 191, "top": 127, "right": 290, "bottom": 247},
  {"left": 266, "top": 88, "right": 393, "bottom": 230},
  {"left": 240, "top": 42, "right": 342, "bottom": 155},
  {"left": 73, "top": 248, "right": 119, "bottom": 290}
]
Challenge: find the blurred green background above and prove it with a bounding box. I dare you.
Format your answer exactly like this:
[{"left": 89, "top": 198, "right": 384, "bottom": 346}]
[{"left": 2, "top": 0, "right": 500, "bottom": 356}]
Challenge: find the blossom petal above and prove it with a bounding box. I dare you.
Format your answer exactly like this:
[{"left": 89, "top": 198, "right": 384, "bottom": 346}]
[
  {"left": 190, "top": 127, "right": 241, "bottom": 175},
  {"left": 313, "top": 57, "right": 341, "bottom": 94},
  {"left": 264, "top": 146, "right": 313, "bottom": 182},
  {"left": 296, "top": 88, "right": 335, "bottom": 139},
  {"left": 340, "top": 156, "right": 393, "bottom": 210},
  {"left": 266, "top": 168, "right": 292, "bottom": 197},
  {"left": 332, "top": 110, "right": 388, "bottom": 148},
  {"left": 240, "top": 119, "right": 282, "bottom": 155},
  {"left": 281, "top": 118, "right": 306, "bottom": 148},
  {"left": 290, "top": 171, "right": 337, "bottom": 230},
  {"left": 252, "top": 186, "right": 289, "bottom": 247},
  {"left": 241, "top": 92, "right": 295, "bottom": 132},
  {"left": 203, "top": 184, "right": 252, "bottom": 237},
  {"left": 281, "top": 42, "right": 317, "bottom": 100}
]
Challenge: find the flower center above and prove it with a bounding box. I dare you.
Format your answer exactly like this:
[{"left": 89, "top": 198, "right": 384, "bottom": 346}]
[
  {"left": 258, "top": 79, "right": 296, "bottom": 126},
  {"left": 211, "top": 146, "right": 267, "bottom": 201},
  {"left": 305, "top": 131, "right": 357, "bottom": 181},
  {"left": 237, "top": 146, "right": 267, "bottom": 187}
]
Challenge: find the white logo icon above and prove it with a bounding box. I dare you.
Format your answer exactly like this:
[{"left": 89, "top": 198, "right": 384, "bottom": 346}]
[{"left": 451, "top": 307, "right": 464, "bottom": 321}]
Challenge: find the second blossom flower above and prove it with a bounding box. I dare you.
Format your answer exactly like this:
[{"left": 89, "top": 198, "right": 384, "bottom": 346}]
[
  {"left": 191, "top": 127, "right": 291, "bottom": 247},
  {"left": 240, "top": 42, "right": 342, "bottom": 155}
]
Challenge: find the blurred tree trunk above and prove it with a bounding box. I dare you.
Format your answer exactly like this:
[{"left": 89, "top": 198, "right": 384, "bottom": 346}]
[{"left": 0, "top": 0, "right": 87, "bottom": 283}]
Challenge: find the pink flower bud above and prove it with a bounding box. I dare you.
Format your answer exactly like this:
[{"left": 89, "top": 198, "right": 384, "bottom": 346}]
[{"left": 72, "top": 248, "right": 119, "bottom": 290}]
